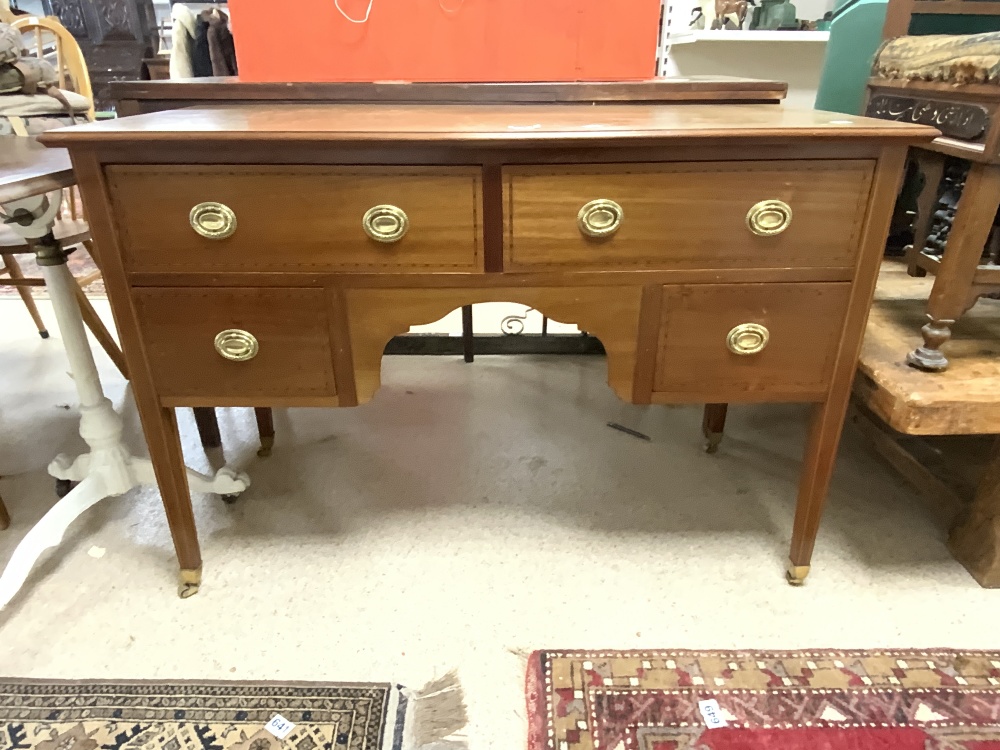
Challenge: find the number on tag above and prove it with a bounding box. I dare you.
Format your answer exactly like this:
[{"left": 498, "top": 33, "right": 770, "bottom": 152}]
[
  {"left": 264, "top": 714, "right": 296, "bottom": 739},
  {"left": 698, "top": 699, "right": 728, "bottom": 729}
]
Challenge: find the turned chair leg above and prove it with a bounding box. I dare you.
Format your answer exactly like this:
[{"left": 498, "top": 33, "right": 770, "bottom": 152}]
[
  {"left": 702, "top": 403, "right": 729, "bottom": 454},
  {"left": 192, "top": 407, "right": 222, "bottom": 449},
  {"left": 462, "top": 304, "right": 474, "bottom": 363},
  {"left": 254, "top": 407, "right": 275, "bottom": 457},
  {"left": 906, "top": 151, "right": 946, "bottom": 278},
  {"left": 0, "top": 493, "right": 10, "bottom": 530},
  {"left": 907, "top": 162, "right": 1000, "bottom": 372},
  {"left": 3, "top": 254, "right": 48, "bottom": 338}
]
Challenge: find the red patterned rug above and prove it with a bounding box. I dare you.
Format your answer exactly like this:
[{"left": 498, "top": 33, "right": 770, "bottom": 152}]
[{"left": 526, "top": 649, "right": 1000, "bottom": 749}]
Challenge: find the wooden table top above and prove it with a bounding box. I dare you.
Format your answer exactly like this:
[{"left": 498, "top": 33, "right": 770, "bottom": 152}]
[
  {"left": 41, "top": 103, "right": 937, "bottom": 146},
  {"left": 109, "top": 77, "right": 789, "bottom": 105},
  {"left": 0, "top": 137, "right": 74, "bottom": 204},
  {"left": 857, "top": 260, "right": 1000, "bottom": 436}
]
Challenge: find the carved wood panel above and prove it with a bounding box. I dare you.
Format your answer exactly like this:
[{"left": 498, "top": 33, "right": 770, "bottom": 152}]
[
  {"left": 44, "top": 0, "right": 158, "bottom": 109},
  {"left": 866, "top": 94, "right": 990, "bottom": 142}
]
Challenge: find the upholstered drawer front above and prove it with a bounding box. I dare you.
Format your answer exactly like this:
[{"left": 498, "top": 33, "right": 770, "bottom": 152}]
[
  {"left": 652, "top": 282, "right": 851, "bottom": 402},
  {"left": 503, "top": 161, "right": 874, "bottom": 271},
  {"left": 108, "top": 166, "right": 483, "bottom": 273},
  {"left": 133, "top": 287, "right": 337, "bottom": 402}
]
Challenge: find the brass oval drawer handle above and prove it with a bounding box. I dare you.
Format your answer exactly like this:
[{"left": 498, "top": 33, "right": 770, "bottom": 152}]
[
  {"left": 190, "top": 202, "right": 237, "bottom": 240},
  {"left": 727, "top": 323, "right": 769, "bottom": 356},
  {"left": 746, "top": 199, "right": 792, "bottom": 236},
  {"left": 363, "top": 204, "right": 409, "bottom": 243},
  {"left": 214, "top": 329, "right": 259, "bottom": 362},
  {"left": 578, "top": 199, "right": 623, "bottom": 239}
]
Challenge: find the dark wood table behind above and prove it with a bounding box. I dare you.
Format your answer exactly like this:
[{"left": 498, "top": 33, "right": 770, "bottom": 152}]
[{"left": 110, "top": 77, "right": 789, "bottom": 117}]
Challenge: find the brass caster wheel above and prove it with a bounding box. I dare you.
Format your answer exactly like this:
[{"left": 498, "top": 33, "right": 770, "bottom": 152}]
[
  {"left": 178, "top": 568, "right": 202, "bottom": 599},
  {"left": 786, "top": 561, "right": 810, "bottom": 587},
  {"left": 55, "top": 478, "right": 76, "bottom": 498},
  {"left": 221, "top": 493, "right": 242, "bottom": 505},
  {"left": 178, "top": 581, "right": 200, "bottom": 598},
  {"left": 704, "top": 436, "right": 722, "bottom": 454},
  {"left": 256, "top": 436, "right": 274, "bottom": 458}
]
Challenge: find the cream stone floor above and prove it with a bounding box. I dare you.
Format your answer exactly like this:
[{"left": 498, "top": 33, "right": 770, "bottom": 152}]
[{"left": 1, "top": 299, "right": 999, "bottom": 750}]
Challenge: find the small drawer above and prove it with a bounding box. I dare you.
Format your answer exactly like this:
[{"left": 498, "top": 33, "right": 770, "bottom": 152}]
[
  {"left": 652, "top": 282, "right": 851, "bottom": 402},
  {"left": 133, "top": 287, "right": 337, "bottom": 403},
  {"left": 109, "top": 166, "right": 483, "bottom": 273},
  {"left": 504, "top": 162, "right": 874, "bottom": 271}
]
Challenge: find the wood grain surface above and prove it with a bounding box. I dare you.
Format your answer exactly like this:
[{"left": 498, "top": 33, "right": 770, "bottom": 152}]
[
  {"left": 109, "top": 77, "right": 789, "bottom": 111},
  {"left": 653, "top": 282, "right": 851, "bottom": 402},
  {"left": 107, "top": 166, "right": 483, "bottom": 273},
  {"left": 0, "top": 137, "right": 74, "bottom": 204},
  {"left": 39, "top": 103, "right": 937, "bottom": 146},
  {"left": 857, "top": 260, "right": 1000, "bottom": 435},
  {"left": 345, "top": 286, "right": 643, "bottom": 404},
  {"left": 504, "top": 162, "right": 875, "bottom": 271},
  {"left": 133, "top": 287, "right": 338, "bottom": 402},
  {"left": 788, "top": 145, "right": 909, "bottom": 573}
]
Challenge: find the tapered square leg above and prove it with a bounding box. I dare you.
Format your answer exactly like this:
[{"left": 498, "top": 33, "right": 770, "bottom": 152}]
[
  {"left": 192, "top": 407, "right": 222, "bottom": 449},
  {"left": 702, "top": 403, "right": 728, "bottom": 454},
  {"left": 254, "top": 407, "right": 275, "bottom": 457},
  {"left": 787, "top": 399, "right": 851, "bottom": 586}
]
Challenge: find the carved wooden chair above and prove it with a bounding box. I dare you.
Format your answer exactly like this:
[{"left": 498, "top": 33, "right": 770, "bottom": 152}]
[
  {"left": 1, "top": 17, "right": 126, "bottom": 375},
  {"left": 0, "top": 20, "right": 271, "bottom": 526}
]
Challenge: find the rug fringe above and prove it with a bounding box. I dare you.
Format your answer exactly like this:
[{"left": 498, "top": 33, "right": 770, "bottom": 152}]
[
  {"left": 403, "top": 670, "right": 468, "bottom": 750},
  {"left": 507, "top": 647, "right": 533, "bottom": 666}
]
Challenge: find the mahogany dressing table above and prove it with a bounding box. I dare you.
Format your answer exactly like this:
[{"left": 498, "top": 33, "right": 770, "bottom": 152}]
[{"left": 40, "top": 99, "right": 934, "bottom": 596}]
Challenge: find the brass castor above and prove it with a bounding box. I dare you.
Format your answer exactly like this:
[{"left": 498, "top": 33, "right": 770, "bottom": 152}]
[
  {"left": 704, "top": 433, "right": 723, "bottom": 454},
  {"left": 257, "top": 435, "right": 274, "bottom": 458},
  {"left": 786, "top": 561, "right": 810, "bottom": 586},
  {"left": 221, "top": 494, "right": 242, "bottom": 505},
  {"left": 178, "top": 568, "right": 202, "bottom": 599}
]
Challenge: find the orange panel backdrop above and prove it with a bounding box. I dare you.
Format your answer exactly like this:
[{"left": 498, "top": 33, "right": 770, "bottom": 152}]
[{"left": 229, "top": 0, "right": 661, "bottom": 83}]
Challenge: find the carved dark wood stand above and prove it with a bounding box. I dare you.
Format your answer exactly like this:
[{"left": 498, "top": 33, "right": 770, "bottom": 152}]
[
  {"left": 867, "top": 79, "right": 1000, "bottom": 371},
  {"left": 44, "top": 0, "right": 159, "bottom": 109}
]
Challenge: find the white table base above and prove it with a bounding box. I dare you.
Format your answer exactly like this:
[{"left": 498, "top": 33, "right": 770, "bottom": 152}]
[{"left": 0, "top": 194, "right": 249, "bottom": 609}]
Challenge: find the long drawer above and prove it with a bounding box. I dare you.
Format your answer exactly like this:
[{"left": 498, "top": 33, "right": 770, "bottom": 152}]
[
  {"left": 652, "top": 281, "right": 852, "bottom": 402},
  {"left": 109, "top": 166, "right": 484, "bottom": 273},
  {"left": 133, "top": 287, "right": 337, "bottom": 403},
  {"left": 503, "top": 161, "right": 874, "bottom": 272}
]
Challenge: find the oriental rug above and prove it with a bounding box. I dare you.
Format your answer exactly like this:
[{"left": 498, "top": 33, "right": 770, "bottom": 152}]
[
  {"left": 0, "top": 674, "right": 465, "bottom": 750},
  {"left": 527, "top": 649, "right": 1000, "bottom": 750}
]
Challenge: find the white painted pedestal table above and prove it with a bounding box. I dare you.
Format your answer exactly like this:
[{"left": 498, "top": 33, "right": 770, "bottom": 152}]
[{"left": 0, "top": 138, "right": 249, "bottom": 607}]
